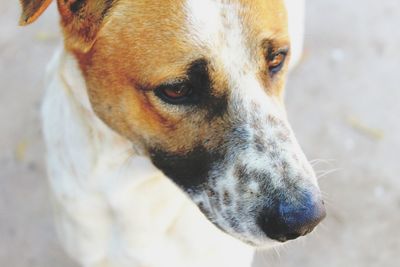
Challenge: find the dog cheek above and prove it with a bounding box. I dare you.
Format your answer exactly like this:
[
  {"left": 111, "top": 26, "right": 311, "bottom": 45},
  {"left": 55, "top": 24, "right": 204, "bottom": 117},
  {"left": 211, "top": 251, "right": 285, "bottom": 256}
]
[{"left": 148, "top": 146, "right": 223, "bottom": 191}]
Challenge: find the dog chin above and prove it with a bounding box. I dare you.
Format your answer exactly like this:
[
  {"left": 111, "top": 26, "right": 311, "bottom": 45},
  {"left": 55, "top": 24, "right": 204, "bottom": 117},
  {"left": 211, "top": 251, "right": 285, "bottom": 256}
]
[
  {"left": 255, "top": 240, "right": 283, "bottom": 250},
  {"left": 228, "top": 231, "right": 279, "bottom": 249}
]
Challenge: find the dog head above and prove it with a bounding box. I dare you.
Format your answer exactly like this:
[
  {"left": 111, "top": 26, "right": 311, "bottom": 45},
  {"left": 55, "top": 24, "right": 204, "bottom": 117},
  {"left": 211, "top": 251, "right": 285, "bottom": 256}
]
[{"left": 21, "top": 0, "right": 325, "bottom": 247}]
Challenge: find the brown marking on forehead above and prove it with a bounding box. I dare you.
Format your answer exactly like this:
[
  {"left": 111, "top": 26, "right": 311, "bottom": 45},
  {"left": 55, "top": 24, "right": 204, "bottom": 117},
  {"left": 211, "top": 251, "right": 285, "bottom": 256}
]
[
  {"left": 92, "top": 0, "right": 195, "bottom": 86},
  {"left": 238, "top": 0, "right": 288, "bottom": 38}
]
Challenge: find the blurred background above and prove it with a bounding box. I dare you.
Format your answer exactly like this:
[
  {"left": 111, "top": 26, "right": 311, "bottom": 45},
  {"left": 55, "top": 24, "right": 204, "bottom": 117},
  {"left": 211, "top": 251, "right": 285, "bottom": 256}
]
[{"left": 1, "top": 0, "right": 399, "bottom": 266}]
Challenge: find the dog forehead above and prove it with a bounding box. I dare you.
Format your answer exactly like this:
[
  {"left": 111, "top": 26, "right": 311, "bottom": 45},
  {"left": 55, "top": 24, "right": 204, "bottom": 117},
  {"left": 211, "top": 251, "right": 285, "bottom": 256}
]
[
  {"left": 183, "top": 0, "right": 289, "bottom": 98},
  {"left": 98, "top": 0, "right": 288, "bottom": 85},
  {"left": 185, "top": 0, "right": 289, "bottom": 70},
  {"left": 184, "top": 0, "right": 288, "bottom": 47}
]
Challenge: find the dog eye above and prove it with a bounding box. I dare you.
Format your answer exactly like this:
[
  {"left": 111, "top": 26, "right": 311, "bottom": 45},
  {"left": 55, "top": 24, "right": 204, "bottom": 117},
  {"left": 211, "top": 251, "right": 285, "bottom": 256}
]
[
  {"left": 268, "top": 51, "right": 287, "bottom": 75},
  {"left": 154, "top": 82, "right": 193, "bottom": 105}
]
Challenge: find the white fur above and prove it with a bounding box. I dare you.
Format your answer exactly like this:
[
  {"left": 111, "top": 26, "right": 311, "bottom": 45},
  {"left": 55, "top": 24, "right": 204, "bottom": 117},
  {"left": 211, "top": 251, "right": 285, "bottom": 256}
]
[
  {"left": 186, "top": 0, "right": 305, "bottom": 70},
  {"left": 184, "top": 0, "right": 315, "bottom": 247},
  {"left": 41, "top": 1, "right": 305, "bottom": 266},
  {"left": 285, "top": 0, "right": 306, "bottom": 68},
  {"left": 42, "top": 49, "right": 253, "bottom": 267}
]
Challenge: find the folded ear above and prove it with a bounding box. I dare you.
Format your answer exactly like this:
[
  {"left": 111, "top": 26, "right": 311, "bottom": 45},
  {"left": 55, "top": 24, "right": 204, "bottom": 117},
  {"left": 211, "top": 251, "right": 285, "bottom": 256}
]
[
  {"left": 19, "top": 0, "right": 53, "bottom": 25},
  {"left": 19, "top": 0, "right": 117, "bottom": 53},
  {"left": 58, "top": 0, "right": 116, "bottom": 52}
]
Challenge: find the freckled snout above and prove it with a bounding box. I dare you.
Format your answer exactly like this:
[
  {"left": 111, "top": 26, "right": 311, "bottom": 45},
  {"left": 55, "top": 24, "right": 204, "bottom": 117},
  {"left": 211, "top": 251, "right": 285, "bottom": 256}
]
[{"left": 258, "top": 192, "right": 326, "bottom": 242}]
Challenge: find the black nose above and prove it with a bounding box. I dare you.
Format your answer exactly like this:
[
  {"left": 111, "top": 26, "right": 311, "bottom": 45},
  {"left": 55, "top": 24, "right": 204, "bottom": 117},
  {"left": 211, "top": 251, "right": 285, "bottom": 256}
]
[{"left": 258, "top": 194, "right": 326, "bottom": 242}]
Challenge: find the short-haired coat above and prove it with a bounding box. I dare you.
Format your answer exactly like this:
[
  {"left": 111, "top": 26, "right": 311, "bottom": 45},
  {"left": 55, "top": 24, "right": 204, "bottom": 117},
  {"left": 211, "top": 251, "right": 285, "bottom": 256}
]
[{"left": 19, "top": 0, "right": 325, "bottom": 266}]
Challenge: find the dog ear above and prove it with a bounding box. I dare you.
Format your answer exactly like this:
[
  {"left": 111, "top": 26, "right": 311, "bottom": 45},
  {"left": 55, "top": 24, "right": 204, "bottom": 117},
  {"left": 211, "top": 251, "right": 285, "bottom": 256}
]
[
  {"left": 19, "top": 0, "right": 117, "bottom": 53},
  {"left": 57, "top": 0, "right": 117, "bottom": 52},
  {"left": 19, "top": 0, "right": 53, "bottom": 25}
]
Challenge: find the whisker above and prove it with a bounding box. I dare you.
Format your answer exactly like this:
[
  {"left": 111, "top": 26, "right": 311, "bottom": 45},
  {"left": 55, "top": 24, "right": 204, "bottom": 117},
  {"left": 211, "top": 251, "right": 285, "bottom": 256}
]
[
  {"left": 320, "top": 190, "right": 331, "bottom": 198},
  {"left": 309, "top": 158, "right": 336, "bottom": 167},
  {"left": 319, "top": 190, "right": 333, "bottom": 206},
  {"left": 315, "top": 167, "right": 340, "bottom": 174},
  {"left": 316, "top": 168, "right": 342, "bottom": 180},
  {"left": 273, "top": 246, "right": 282, "bottom": 259}
]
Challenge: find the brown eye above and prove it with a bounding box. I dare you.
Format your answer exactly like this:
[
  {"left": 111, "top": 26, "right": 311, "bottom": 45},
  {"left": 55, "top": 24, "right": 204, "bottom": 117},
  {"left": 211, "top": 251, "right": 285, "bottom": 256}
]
[
  {"left": 268, "top": 51, "right": 287, "bottom": 75},
  {"left": 155, "top": 82, "right": 194, "bottom": 105},
  {"left": 162, "top": 85, "right": 191, "bottom": 99}
]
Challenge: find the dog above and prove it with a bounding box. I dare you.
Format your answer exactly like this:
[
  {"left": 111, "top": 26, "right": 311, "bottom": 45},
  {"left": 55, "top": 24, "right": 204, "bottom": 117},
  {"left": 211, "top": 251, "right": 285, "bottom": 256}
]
[{"left": 19, "top": 0, "right": 325, "bottom": 266}]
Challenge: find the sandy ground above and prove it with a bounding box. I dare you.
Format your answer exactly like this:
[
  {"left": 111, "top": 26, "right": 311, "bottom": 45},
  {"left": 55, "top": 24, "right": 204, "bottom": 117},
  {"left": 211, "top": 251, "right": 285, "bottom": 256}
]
[{"left": 1, "top": 1, "right": 399, "bottom": 267}]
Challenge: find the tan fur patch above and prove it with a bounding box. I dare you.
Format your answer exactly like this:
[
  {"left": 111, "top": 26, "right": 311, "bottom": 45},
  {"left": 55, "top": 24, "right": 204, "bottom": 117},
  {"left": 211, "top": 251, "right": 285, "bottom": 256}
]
[
  {"left": 15, "top": 0, "right": 288, "bottom": 155},
  {"left": 70, "top": 0, "right": 291, "bottom": 153},
  {"left": 239, "top": 0, "right": 290, "bottom": 96}
]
